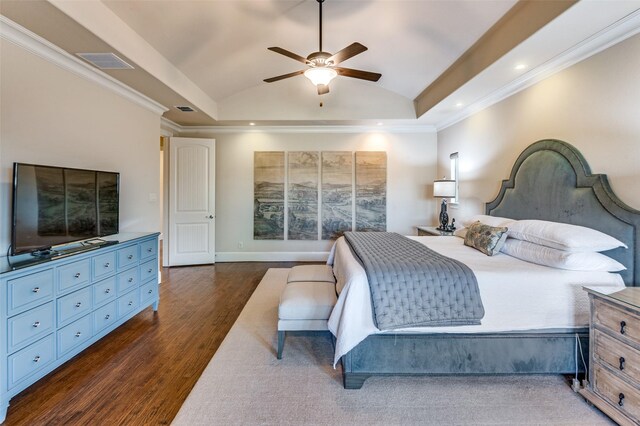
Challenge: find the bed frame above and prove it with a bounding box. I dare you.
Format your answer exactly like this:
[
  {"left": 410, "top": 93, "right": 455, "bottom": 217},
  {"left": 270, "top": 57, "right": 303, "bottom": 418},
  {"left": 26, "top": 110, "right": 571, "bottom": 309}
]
[{"left": 341, "top": 139, "right": 640, "bottom": 389}]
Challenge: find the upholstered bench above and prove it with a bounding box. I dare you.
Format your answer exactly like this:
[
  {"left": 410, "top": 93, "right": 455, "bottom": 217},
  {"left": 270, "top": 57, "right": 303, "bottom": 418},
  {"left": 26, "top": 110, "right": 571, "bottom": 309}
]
[{"left": 277, "top": 265, "right": 336, "bottom": 359}]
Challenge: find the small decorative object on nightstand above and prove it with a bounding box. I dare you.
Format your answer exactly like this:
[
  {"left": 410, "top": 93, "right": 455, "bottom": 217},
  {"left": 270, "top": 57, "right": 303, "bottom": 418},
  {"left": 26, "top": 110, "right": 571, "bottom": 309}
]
[
  {"left": 416, "top": 226, "right": 454, "bottom": 237},
  {"left": 580, "top": 286, "right": 640, "bottom": 426},
  {"left": 433, "top": 179, "right": 456, "bottom": 231}
]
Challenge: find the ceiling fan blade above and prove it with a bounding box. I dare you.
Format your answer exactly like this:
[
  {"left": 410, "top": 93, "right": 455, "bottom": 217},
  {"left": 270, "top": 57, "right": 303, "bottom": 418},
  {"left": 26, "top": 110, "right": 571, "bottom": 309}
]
[
  {"left": 267, "top": 47, "right": 309, "bottom": 64},
  {"left": 326, "top": 42, "right": 367, "bottom": 65},
  {"left": 263, "top": 70, "right": 305, "bottom": 83},
  {"left": 317, "top": 84, "right": 330, "bottom": 95},
  {"left": 334, "top": 67, "right": 381, "bottom": 82}
]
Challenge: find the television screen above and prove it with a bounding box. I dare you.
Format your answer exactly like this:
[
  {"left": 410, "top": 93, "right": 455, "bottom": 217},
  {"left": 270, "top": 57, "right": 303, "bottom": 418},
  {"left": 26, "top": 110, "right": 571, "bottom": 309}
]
[{"left": 12, "top": 163, "right": 119, "bottom": 256}]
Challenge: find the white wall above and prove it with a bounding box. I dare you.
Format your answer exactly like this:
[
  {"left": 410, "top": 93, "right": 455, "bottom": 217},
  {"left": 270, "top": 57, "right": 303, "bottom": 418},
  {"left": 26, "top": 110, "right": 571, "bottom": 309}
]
[
  {"left": 437, "top": 33, "right": 640, "bottom": 221},
  {"left": 177, "top": 130, "right": 438, "bottom": 261},
  {"left": 0, "top": 40, "right": 162, "bottom": 254}
]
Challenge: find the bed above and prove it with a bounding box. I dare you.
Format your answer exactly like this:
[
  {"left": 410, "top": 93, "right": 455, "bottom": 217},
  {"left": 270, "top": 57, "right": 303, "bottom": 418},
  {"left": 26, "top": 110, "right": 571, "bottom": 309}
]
[{"left": 330, "top": 139, "right": 640, "bottom": 389}]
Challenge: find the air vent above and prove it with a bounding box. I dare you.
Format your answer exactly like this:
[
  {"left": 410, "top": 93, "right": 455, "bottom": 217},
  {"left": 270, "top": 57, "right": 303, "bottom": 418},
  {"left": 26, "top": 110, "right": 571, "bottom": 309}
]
[
  {"left": 76, "top": 53, "right": 134, "bottom": 70},
  {"left": 175, "top": 106, "right": 196, "bottom": 112}
]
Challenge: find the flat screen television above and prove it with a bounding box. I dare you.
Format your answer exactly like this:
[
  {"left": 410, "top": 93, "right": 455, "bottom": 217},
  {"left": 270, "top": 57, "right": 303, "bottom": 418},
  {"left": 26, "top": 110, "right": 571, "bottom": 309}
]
[{"left": 11, "top": 163, "right": 119, "bottom": 256}]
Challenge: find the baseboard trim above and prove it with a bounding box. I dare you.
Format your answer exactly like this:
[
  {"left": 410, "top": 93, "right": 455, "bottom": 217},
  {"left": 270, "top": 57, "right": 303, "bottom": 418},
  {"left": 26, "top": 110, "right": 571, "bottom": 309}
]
[{"left": 215, "top": 251, "right": 330, "bottom": 262}]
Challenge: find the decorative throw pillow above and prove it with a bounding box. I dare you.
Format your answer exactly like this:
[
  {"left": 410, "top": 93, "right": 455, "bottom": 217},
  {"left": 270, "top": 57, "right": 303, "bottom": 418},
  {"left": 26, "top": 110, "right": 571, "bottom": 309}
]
[
  {"left": 502, "top": 239, "right": 626, "bottom": 272},
  {"left": 462, "top": 214, "right": 515, "bottom": 228},
  {"left": 507, "top": 219, "right": 627, "bottom": 252},
  {"left": 463, "top": 221, "right": 509, "bottom": 256}
]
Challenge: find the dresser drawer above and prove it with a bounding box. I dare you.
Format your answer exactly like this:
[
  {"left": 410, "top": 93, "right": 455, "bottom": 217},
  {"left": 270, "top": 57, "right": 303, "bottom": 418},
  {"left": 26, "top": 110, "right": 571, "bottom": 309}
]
[
  {"left": 93, "top": 301, "right": 117, "bottom": 334},
  {"left": 93, "top": 276, "right": 117, "bottom": 306},
  {"left": 140, "top": 239, "right": 157, "bottom": 260},
  {"left": 57, "top": 259, "right": 91, "bottom": 294},
  {"left": 57, "top": 287, "right": 93, "bottom": 326},
  {"left": 8, "top": 302, "right": 55, "bottom": 353},
  {"left": 117, "top": 268, "right": 139, "bottom": 294},
  {"left": 140, "top": 259, "right": 157, "bottom": 283},
  {"left": 594, "top": 299, "right": 640, "bottom": 346},
  {"left": 117, "top": 291, "right": 140, "bottom": 319},
  {"left": 595, "top": 329, "right": 640, "bottom": 384},
  {"left": 8, "top": 334, "right": 55, "bottom": 389},
  {"left": 93, "top": 251, "right": 116, "bottom": 280},
  {"left": 117, "top": 245, "right": 139, "bottom": 271},
  {"left": 7, "top": 269, "right": 54, "bottom": 315},
  {"left": 594, "top": 363, "right": 640, "bottom": 422},
  {"left": 140, "top": 281, "right": 157, "bottom": 305},
  {"left": 57, "top": 314, "right": 93, "bottom": 357}
]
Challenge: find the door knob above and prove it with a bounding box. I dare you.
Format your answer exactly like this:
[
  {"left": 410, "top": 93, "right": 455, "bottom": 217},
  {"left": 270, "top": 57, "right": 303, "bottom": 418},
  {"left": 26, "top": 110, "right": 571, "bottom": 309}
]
[{"left": 208, "top": 215, "right": 214, "bottom": 219}]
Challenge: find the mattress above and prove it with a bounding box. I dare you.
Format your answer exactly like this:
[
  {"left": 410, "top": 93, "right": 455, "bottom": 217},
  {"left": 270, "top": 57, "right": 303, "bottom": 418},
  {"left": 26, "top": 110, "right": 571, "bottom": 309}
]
[{"left": 327, "top": 235, "right": 625, "bottom": 366}]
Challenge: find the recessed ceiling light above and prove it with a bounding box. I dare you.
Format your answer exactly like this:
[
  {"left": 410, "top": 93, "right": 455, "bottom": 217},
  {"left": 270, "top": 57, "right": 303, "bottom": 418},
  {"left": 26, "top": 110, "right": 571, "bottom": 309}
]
[
  {"left": 455, "top": 102, "right": 464, "bottom": 108},
  {"left": 514, "top": 64, "right": 527, "bottom": 70},
  {"left": 249, "top": 122, "right": 255, "bottom": 126},
  {"left": 377, "top": 122, "right": 383, "bottom": 126}
]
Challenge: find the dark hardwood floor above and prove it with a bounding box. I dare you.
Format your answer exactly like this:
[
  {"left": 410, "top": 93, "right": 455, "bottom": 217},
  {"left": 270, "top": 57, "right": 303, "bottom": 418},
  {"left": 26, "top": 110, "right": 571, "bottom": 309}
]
[{"left": 4, "top": 262, "right": 301, "bottom": 425}]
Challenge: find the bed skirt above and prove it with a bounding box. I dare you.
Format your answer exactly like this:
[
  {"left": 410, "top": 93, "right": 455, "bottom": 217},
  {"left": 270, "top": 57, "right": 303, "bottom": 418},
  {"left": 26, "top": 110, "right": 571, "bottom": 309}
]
[{"left": 341, "top": 329, "right": 589, "bottom": 389}]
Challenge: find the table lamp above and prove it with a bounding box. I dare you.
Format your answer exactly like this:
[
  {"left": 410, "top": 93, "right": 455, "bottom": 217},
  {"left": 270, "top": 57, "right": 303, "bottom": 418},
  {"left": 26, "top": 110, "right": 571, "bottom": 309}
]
[{"left": 433, "top": 179, "right": 456, "bottom": 231}]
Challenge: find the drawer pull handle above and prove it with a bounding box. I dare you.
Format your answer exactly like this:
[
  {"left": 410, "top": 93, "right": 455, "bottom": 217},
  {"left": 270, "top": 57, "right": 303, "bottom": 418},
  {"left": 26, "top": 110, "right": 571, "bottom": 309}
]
[
  {"left": 620, "top": 320, "right": 627, "bottom": 334},
  {"left": 148, "top": 268, "right": 153, "bottom": 273},
  {"left": 75, "top": 331, "right": 82, "bottom": 338},
  {"left": 128, "top": 254, "right": 133, "bottom": 260},
  {"left": 74, "top": 272, "right": 81, "bottom": 278},
  {"left": 128, "top": 277, "right": 134, "bottom": 283},
  {"left": 619, "top": 356, "right": 626, "bottom": 371},
  {"left": 618, "top": 393, "right": 625, "bottom": 407},
  {"left": 33, "top": 321, "right": 41, "bottom": 328},
  {"left": 104, "top": 262, "right": 111, "bottom": 268},
  {"left": 105, "top": 288, "right": 111, "bottom": 294},
  {"left": 33, "top": 355, "right": 41, "bottom": 363},
  {"left": 75, "top": 302, "right": 82, "bottom": 308},
  {"left": 32, "top": 287, "right": 40, "bottom": 293},
  {"left": 128, "top": 301, "right": 133, "bottom": 306},
  {"left": 148, "top": 289, "right": 153, "bottom": 294},
  {"left": 105, "top": 314, "right": 110, "bottom": 320},
  {"left": 147, "top": 248, "right": 153, "bottom": 252}
]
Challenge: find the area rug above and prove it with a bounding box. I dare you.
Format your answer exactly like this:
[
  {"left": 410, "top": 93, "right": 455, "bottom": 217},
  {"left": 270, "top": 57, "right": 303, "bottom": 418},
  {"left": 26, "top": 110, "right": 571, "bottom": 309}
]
[{"left": 172, "top": 268, "right": 612, "bottom": 425}]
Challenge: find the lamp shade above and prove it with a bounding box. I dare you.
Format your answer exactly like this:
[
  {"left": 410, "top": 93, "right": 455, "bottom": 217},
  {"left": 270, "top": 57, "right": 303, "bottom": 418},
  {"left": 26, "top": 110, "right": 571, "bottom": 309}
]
[
  {"left": 304, "top": 67, "right": 337, "bottom": 86},
  {"left": 433, "top": 179, "right": 456, "bottom": 198}
]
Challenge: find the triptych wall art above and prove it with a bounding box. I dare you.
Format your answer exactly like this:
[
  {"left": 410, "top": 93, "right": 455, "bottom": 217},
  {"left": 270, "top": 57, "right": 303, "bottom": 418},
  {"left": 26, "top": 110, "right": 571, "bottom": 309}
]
[{"left": 254, "top": 151, "right": 387, "bottom": 240}]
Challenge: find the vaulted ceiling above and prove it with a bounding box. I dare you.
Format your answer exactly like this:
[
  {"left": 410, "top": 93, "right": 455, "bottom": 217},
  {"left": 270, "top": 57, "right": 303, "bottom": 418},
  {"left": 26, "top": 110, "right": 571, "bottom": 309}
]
[{"left": 2, "top": 0, "right": 639, "bottom": 128}]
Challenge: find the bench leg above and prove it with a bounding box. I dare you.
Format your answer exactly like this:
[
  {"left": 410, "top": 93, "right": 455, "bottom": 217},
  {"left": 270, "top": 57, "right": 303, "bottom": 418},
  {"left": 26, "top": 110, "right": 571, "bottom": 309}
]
[{"left": 277, "top": 330, "right": 285, "bottom": 359}]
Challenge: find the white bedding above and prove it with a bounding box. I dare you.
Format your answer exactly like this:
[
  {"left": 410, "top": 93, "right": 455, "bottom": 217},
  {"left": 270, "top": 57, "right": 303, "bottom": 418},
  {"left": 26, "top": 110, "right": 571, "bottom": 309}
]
[{"left": 327, "top": 236, "right": 625, "bottom": 366}]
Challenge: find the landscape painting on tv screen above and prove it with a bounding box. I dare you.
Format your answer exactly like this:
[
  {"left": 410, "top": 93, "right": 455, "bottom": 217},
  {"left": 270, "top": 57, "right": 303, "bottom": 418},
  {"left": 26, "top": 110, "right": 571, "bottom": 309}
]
[{"left": 14, "top": 164, "right": 119, "bottom": 254}]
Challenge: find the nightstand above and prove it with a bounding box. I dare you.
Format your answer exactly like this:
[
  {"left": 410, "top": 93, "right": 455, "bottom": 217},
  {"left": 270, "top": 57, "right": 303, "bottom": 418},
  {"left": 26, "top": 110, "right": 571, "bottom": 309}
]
[
  {"left": 416, "top": 226, "right": 454, "bottom": 236},
  {"left": 580, "top": 286, "right": 640, "bottom": 426}
]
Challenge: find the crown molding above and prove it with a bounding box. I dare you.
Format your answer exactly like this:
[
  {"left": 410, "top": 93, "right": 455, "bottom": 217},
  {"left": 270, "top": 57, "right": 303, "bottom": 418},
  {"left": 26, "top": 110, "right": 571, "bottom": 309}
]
[
  {"left": 0, "top": 16, "right": 168, "bottom": 116},
  {"left": 436, "top": 9, "right": 640, "bottom": 131},
  {"left": 173, "top": 124, "right": 436, "bottom": 135},
  {"left": 160, "top": 117, "right": 181, "bottom": 135}
]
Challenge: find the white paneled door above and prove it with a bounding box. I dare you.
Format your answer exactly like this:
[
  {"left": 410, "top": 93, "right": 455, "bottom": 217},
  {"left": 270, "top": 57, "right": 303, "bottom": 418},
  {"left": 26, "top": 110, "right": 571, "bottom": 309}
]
[{"left": 168, "top": 137, "right": 215, "bottom": 266}]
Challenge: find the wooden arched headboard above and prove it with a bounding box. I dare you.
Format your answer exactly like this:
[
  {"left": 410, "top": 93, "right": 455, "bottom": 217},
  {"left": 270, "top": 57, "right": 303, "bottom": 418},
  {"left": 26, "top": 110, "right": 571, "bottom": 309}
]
[{"left": 486, "top": 139, "right": 639, "bottom": 286}]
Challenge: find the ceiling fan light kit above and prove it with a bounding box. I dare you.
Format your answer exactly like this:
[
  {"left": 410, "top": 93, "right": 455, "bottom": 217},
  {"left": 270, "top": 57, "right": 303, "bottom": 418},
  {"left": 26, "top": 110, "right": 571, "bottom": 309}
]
[{"left": 264, "top": 0, "right": 381, "bottom": 96}]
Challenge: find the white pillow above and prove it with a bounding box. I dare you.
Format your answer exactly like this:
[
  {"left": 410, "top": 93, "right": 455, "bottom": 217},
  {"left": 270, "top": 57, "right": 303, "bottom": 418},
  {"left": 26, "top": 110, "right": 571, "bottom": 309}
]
[
  {"left": 462, "top": 214, "right": 515, "bottom": 228},
  {"left": 507, "top": 219, "right": 627, "bottom": 252},
  {"left": 453, "top": 227, "right": 467, "bottom": 239},
  {"left": 502, "top": 239, "right": 626, "bottom": 272}
]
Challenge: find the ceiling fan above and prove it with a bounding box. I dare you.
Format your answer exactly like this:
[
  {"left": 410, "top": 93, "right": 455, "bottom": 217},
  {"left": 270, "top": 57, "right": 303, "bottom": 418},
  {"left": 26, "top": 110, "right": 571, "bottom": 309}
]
[{"left": 263, "top": 0, "right": 381, "bottom": 95}]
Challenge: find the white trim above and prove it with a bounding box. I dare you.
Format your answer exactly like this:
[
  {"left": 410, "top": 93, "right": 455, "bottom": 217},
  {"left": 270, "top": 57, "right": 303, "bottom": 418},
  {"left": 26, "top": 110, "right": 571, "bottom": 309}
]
[
  {"left": 179, "top": 125, "right": 436, "bottom": 135},
  {"left": 0, "top": 16, "right": 168, "bottom": 116},
  {"left": 436, "top": 9, "right": 640, "bottom": 131},
  {"left": 215, "top": 251, "right": 330, "bottom": 262},
  {"left": 160, "top": 117, "right": 181, "bottom": 135}
]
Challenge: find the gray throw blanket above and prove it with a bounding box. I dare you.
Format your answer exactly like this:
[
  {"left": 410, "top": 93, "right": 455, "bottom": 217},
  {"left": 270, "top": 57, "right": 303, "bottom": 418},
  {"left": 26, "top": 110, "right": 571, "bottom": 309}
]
[{"left": 344, "top": 232, "right": 485, "bottom": 330}]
